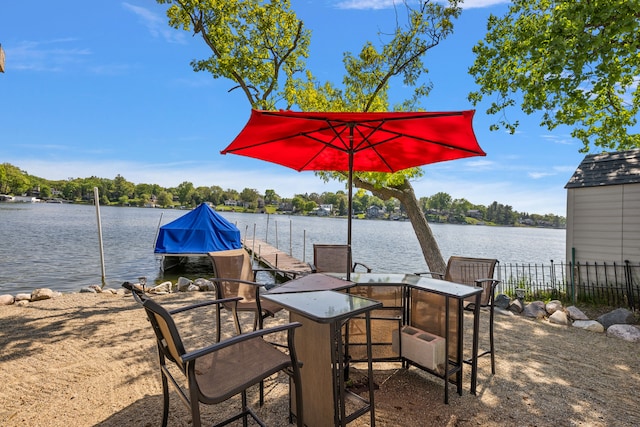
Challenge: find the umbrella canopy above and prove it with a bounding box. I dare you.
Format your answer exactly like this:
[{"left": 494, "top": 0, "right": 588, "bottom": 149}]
[{"left": 222, "top": 109, "right": 486, "bottom": 276}]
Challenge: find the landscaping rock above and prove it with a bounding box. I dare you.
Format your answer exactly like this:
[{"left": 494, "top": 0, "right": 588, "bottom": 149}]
[
  {"left": 566, "top": 306, "right": 589, "bottom": 321},
  {"left": 0, "top": 295, "right": 14, "bottom": 305},
  {"left": 548, "top": 310, "right": 571, "bottom": 326},
  {"left": 523, "top": 301, "right": 547, "bottom": 319},
  {"left": 31, "top": 288, "right": 55, "bottom": 301},
  {"left": 597, "top": 308, "right": 636, "bottom": 329},
  {"left": 15, "top": 293, "right": 31, "bottom": 301},
  {"left": 80, "top": 287, "right": 97, "bottom": 293},
  {"left": 545, "top": 300, "right": 563, "bottom": 315},
  {"left": 194, "top": 278, "right": 215, "bottom": 292},
  {"left": 573, "top": 320, "right": 605, "bottom": 333},
  {"left": 177, "top": 277, "right": 193, "bottom": 292},
  {"left": 494, "top": 294, "right": 511, "bottom": 309},
  {"left": 507, "top": 299, "right": 524, "bottom": 314},
  {"left": 606, "top": 324, "right": 640, "bottom": 342},
  {"left": 151, "top": 281, "right": 173, "bottom": 294}
]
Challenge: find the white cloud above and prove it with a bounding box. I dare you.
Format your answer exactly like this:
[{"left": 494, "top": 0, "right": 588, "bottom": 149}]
[
  {"left": 7, "top": 39, "right": 91, "bottom": 72},
  {"left": 528, "top": 171, "right": 554, "bottom": 179},
  {"left": 411, "top": 174, "right": 567, "bottom": 216},
  {"left": 122, "top": 2, "right": 186, "bottom": 44}
]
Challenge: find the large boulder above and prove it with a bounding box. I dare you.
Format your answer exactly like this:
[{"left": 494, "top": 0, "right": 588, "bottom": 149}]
[
  {"left": 573, "top": 320, "right": 605, "bottom": 333},
  {"left": 566, "top": 306, "right": 589, "bottom": 321},
  {"left": 31, "top": 288, "right": 55, "bottom": 301},
  {"left": 177, "top": 277, "right": 193, "bottom": 292},
  {"left": 0, "top": 294, "right": 14, "bottom": 305},
  {"left": 597, "top": 308, "right": 636, "bottom": 329},
  {"left": 606, "top": 324, "right": 640, "bottom": 342},
  {"left": 548, "top": 310, "right": 571, "bottom": 326},
  {"left": 507, "top": 299, "right": 524, "bottom": 314},
  {"left": 545, "top": 300, "right": 563, "bottom": 315},
  {"left": 494, "top": 294, "right": 511, "bottom": 309},
  {"left": 523, "top": 301, "right": 547, "bottom": 319}
]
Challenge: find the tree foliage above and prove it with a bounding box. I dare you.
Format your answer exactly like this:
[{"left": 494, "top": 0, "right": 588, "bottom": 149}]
[
  {"left": 158, "top": 0, "right": 310, "bottom": 110},
  {"left": 469, "top": 0, "right": 640, "bottom": 152}
]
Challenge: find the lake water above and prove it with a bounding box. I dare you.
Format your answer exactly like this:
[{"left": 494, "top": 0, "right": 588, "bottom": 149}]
[{"left": 0, "top": 203, "right": 566, "bottom": 294}]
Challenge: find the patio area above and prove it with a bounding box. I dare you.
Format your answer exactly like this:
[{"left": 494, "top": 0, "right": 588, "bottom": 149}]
[{"left": 0, "top": 291, "right": 638, "bottom": 426}]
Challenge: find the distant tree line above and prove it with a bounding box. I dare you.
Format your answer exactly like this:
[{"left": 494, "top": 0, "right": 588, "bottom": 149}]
[{"left": 0, "top": 163, "right": 565, "bottom": 228}]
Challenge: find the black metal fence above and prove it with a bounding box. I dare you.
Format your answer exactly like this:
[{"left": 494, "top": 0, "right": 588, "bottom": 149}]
[{"left": 495, "top": 260, "right": 640, "bottom": 311}]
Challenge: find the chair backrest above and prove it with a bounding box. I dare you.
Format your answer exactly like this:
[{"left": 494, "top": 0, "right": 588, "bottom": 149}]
[
  {"left": 313, "top": 244, "right": 352, "bottom": 273},
  {"left": 208, "top": 249, "right": 258, "bottom": 304},
  {"left": 133, "top": 291, "right": 187, "bottom": 371},
  {"left": 444, "top": 256, "right": 498, "bottom": 305}
]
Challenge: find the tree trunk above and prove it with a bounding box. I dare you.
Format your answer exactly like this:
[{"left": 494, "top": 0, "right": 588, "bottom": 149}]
[{"left": 353, "top": 176, "right": 447, "bottom": 273}]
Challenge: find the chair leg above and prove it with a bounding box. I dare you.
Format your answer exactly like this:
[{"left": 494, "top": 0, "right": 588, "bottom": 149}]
[
  {"left": 256, "top": 311, "right": 265, "bottom": 406},
  {"left": 242, "top": 390, "right": 249, "bottom": 427},
  {"left": 161, "top": 371, "right": 170, "bottom": 427},
  {"left": 189, "top": 385, "right": 202, "bottom": 427},
  {"left": 489, "top": 305, "right": 496, "bottom": 374}
]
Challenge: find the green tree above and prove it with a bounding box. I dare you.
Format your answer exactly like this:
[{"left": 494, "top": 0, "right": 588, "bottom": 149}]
[
  {"left": 264, "top": 189, "right": 280, "bottom": 205},
  {"left": 159, "top": 0, "right": 310, "bottom": 110},
  {"left": 469, "top": 0, "right": 640, "bottom": 152},
  {"left": 176, "top": 181, "right": 195, "bottom": 205},
  {"left": 62, "top": 180, "right": 81, "bottom": 201},
  {"left": 240, "top": 187, "right": 261, "bottom": 209},
  {"left": 0, "top": 163, "right": 31, "bottom": 195},
  {"left": 157, "top": 191, "right": 174, "bottom": 208},
  {"left": 338, "top": 197, "right": 347, "bottom": 216},
  {"left": 159, "top": 0, "right": 462, "bottom": 272},
  {"left": 427, "top": 192, "right": 452, "bottom": 212},
  {"left": 304, "top": 200, "right": 317, "bottom": 212},
  {"left": 291, "top": 196, "right": 305, "bottom": 213},
  {"left": 111, "top": 174, "right": 135, "bottom": 202}
]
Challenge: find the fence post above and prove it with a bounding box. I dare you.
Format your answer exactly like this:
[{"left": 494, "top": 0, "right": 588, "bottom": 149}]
[
  {"left": 625, "top": 260, "right": 635, "bottom": 311},
  {"left": 571, "top": 247, "right": 576, "bottom": 304}
]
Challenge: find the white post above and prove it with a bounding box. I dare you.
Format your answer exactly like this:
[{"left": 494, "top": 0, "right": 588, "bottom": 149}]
[
  {"left": 303, "top": 229, "right": 307, "bottom": 262},
  {"left": 94, "top": 187, "right": 106, "bottom": 288},
  {"left": 265, "top": 213, "right": 270, "bottom": 243},
  {"left": 252, "top": 224, "right": 257, "bottom": 262}
]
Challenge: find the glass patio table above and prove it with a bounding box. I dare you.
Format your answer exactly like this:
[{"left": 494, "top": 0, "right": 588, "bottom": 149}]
[{"left": 262, "top": 289, "right": 382, "bottom": 427}]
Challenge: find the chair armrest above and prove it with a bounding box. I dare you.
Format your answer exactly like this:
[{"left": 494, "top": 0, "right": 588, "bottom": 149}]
[
  {"left": 414, "top": 271, "right": 445, "bottom": 279},
  {"left": 352, "top": 261, "right": 372, "bottom": 273},
  {"left": 181, "top": 322, "right": 302, "bottom": 363},
  {"left": 474, "top": 278, "right": 501, "bottom": 286},
  {"left": 168, "top": 297, "right": 242, "bottom": 315},
  {"left": 209, "top": 277, "right": 263, "bottom": 287},
  {"left": 253, "top": 267, "right": 305, "bottom": 278}
]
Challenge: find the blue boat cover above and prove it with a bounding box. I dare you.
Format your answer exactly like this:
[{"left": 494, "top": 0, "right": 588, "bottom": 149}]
[{"left": 154, "top": 203, "right": 242, "bottom": 254}]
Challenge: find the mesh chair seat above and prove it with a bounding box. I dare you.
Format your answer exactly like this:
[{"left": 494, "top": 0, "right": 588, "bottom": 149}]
[{"left": 196, "top": 336, "right": 293, "bottom": 404}]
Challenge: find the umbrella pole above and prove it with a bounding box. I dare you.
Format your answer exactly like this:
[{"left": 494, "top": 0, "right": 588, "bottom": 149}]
[{"left": 347, "top": 127, "right": 354, "bottom": 281}]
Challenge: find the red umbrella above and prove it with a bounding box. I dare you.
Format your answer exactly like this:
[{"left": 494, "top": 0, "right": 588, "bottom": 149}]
[{"left": 222, "top": 109, "right": 486, "bottom": 275}]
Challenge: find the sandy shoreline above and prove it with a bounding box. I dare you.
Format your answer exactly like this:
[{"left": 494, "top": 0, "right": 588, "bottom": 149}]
[{"left": 1, "top": 291, "right": 639, "bottom": 426}]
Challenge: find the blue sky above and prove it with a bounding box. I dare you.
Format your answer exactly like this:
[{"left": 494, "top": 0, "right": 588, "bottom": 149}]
[{"left": 0, "top": 0, "right": 589, "bottom": 216}]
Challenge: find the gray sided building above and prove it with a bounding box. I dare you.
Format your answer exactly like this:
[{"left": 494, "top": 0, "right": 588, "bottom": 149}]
[{"left": 565, "top": 149, "right": 640, "bottom": 265}]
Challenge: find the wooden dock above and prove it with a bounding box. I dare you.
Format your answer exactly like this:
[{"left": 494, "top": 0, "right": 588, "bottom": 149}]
[{"left": 243, "top": 238, "right": 312, "bottom": 280}]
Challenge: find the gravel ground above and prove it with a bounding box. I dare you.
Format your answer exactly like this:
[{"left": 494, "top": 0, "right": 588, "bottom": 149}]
[{"left": 0, "top": 291, "right": 638, "bottom": 426}]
